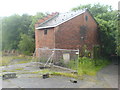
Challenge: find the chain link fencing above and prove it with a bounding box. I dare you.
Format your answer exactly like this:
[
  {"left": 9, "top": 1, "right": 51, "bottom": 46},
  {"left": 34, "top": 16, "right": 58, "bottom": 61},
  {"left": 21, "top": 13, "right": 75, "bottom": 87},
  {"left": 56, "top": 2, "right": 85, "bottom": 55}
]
[{"left": 34, "top": 48, "right": 79, "bottom": 71}]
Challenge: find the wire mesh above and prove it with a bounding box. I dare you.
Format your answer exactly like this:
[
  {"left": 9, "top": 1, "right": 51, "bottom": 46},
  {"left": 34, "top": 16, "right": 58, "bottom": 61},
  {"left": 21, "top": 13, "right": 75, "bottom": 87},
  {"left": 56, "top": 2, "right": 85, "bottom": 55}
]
[{"left": 35, "top": 48, "right": 79, "bottom": 71}]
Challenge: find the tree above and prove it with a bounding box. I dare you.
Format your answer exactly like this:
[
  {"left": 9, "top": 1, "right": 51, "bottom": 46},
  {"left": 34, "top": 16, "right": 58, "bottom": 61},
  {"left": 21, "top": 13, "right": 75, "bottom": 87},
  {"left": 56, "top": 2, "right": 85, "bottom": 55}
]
[
  {"left": 0, "top": 17, "right": 2, "bottom": 51},
  {"left": 29, "top": 12, "right": 45, "bottom": 38},
  {"left": 116, "top": 13, "right": 120, "bottom": 56},
  {"left": 72, "top": 3, "right": 112, "bottom": 17},
  {"left": 18, "top": 34, "right": 35, "bottom": 55},
  {"left": 2, "top": 14, "right": 21, "bottom": 50},
  {"left": 2, "top": 12, "right": 45, "bottom": 55}
]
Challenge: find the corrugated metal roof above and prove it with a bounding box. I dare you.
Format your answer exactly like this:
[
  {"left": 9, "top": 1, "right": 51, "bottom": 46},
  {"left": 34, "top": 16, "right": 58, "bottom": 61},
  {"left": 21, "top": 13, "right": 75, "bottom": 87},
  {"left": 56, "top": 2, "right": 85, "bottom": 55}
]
[{"left": 36, "top": 9, "right": 86, "bottom": 30}]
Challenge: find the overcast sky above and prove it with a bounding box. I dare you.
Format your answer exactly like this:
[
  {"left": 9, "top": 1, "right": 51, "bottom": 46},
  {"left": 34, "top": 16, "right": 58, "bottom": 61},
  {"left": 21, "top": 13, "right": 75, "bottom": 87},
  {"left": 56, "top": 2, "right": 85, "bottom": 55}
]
[{"left": 0, "top": 0, "right": 119, "bottom": 17}]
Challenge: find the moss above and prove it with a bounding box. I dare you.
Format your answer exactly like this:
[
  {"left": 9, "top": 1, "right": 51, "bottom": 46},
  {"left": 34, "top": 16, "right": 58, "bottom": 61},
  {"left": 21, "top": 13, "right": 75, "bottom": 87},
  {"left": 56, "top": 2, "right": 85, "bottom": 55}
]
[
  {"left": 2, "top": 70, "right": 8, "bottom": 72},
  {"left": 16, "top": 60, "right": 32, "bottom": 64},
  {"left": 14, "top": 68, "right": 24, "bottom": 71},
  {"left": 50, "top": 72, "right": 83, "bottom": 80}
]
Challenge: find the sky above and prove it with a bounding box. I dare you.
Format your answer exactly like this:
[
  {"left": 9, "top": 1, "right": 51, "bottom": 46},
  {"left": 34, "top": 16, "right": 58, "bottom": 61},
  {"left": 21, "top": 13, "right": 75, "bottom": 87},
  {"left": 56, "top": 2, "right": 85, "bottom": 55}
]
[{"left": 0, "top": 0, "right": 119, "bottom": 17}]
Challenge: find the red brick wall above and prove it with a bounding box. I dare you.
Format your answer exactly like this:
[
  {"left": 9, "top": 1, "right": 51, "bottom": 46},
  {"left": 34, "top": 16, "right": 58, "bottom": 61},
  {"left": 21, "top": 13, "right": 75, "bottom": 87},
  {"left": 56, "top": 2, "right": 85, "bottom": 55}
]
[
  {"left": 55, "top": 11, "right": 99, "bottom": 50},
  {"left": 35, "top": 28, "right": 55, "bottom": 49},
  {"left": 83, "top": 11, "right": 99, "bottom": 50}
]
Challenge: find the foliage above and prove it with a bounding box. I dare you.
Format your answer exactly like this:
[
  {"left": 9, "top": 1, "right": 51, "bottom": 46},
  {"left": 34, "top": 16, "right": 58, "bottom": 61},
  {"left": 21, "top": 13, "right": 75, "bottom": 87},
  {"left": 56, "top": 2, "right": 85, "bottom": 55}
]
[
  {"left": 59, "top": 56, "right": 110, "bottom": 76},
  {"left": 117, "top": 14, "right": 120, "bottom": 56},
  {"left": 77, "top": 57, "right": 110, "bottom": 76},
  {"left": 2, "top": 15, "right": 21, "bottom": 50},
  {"left": 67, "top": 60, "right": 77, "bottom": 70},
  {"left": 29, "top": 12, "right": 45, "bottom": 36},
  {"left": 80, "top": 45, "right": 91, "bottom": 57},
  {"left": 72, "top": 3, "right": 113, "bottom": 17},
  {"left": 93, "top": 45, "right": 100, "bottom": 59},
  {"left": 0, "top": 18, "right": 2, "bottom": 51},
  {"left": 18, "top": 34, "right": 35, "bottom": 55},
  {"left": 2, "top": 12, "right": 45, "bottom": 55}
]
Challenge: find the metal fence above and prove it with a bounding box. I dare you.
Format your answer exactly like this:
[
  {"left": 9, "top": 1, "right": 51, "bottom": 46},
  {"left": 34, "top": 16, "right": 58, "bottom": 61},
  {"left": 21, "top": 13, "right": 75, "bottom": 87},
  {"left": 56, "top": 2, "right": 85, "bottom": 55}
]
[{"left": 34, "top": 48, "right": 79, "bottom": 71}]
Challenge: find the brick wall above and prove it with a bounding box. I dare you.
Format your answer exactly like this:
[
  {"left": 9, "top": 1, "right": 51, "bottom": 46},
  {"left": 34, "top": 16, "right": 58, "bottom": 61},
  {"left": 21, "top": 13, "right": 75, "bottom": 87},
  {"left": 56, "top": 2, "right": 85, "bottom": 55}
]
[
  {"left": 55, "top": 11, "right": 99, "bottom": 51},
  {"left": 35, "top": 28, "right": 55, "bottom": 49}
]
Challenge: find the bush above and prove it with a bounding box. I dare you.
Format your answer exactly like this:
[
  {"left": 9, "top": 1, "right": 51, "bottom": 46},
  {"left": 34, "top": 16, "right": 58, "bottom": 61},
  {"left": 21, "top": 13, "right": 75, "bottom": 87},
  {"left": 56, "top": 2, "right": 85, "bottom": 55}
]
[
  {"left": 18, "top": 34, "right": 35, "bottom": 55},
  {"left": 77, "top": 57, "right": 110, "bottom": 76}
]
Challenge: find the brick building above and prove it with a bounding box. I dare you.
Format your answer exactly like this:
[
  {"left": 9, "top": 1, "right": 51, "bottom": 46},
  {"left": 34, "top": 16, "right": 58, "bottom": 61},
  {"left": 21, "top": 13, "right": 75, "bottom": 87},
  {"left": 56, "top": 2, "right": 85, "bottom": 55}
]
[{"left": 35, "top": 9, "right": 100, "bottom": 62}]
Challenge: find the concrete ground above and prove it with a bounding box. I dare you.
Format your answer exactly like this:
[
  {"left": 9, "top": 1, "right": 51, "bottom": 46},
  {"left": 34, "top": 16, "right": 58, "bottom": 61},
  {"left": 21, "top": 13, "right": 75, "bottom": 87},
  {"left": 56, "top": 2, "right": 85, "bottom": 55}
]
[{"left": 1, "top": 61, "right": 118, "bottom": 88}]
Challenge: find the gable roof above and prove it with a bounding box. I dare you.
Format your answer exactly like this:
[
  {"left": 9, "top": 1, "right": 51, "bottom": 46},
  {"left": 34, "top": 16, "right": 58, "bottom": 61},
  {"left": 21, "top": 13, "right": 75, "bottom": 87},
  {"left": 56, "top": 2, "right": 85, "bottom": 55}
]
[{"left": 36, "top": 9, "right": 97, "bottom": 30}]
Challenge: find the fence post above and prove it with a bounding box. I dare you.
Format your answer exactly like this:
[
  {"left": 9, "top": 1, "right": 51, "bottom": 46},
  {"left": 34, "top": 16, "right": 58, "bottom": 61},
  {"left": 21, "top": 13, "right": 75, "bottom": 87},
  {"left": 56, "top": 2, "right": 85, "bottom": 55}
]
[{"left": 77, "top": 49, "right": 79, "bottom": 73}]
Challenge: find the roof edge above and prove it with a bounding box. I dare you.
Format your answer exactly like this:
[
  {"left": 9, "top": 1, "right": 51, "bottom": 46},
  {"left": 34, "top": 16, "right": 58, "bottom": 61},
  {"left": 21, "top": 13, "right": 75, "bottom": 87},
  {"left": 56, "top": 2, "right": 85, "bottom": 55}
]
[
  {"left": 36, "top": 10, "right": 86, "bottom": 30},
  {"left": 38, "top": 13, "right": 59, "bottom": 27},
  {"left": 86, "top": 9, "right": 99, "bottom": 25}
]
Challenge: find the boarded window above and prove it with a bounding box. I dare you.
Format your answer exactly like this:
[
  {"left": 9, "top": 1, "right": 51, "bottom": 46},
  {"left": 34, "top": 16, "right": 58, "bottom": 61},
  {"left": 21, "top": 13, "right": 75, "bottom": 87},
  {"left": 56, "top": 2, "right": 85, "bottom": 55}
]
[
  {"left": 80, "top": 25, "right": 87, "bottom": 41},
  {"left": 63, "top": 53, "right": 70, "bottom": 63}
]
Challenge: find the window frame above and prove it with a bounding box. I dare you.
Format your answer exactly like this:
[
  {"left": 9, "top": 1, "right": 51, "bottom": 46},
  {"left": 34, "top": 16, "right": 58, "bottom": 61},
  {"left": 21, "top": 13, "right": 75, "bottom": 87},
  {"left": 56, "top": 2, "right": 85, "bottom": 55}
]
[{"left": 44, "top": 29, "right": 47, "bottom": 35}]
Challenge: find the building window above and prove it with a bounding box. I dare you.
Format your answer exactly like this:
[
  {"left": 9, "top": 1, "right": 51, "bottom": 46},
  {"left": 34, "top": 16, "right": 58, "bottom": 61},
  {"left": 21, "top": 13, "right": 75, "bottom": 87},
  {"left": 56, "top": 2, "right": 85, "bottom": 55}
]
[
  {"left": 44, "top": 29, "right": 47, "bottom": 35},
  {"left": 85, "top": 15, "right": 88, "bottom": 21}
]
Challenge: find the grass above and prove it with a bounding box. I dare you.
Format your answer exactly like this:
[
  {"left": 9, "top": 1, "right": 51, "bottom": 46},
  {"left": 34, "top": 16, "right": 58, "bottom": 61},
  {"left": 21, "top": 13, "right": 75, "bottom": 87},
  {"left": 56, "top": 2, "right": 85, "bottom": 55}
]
[
  {"left": 0, "top": 56, "right": 12, "bottom": 66},
  {"left": 63, "top": 57, "right": 111, "bottom": 76},
  {"left": 77, "top": 57, "right": 111, "bottom": 76},
  {"left": 50, "top": 71, "right": 83, "bottom": 79},
  {"left": 2, "top": 68, "right": 24, "bottom": 72},
  {"left": 15, "top": 56, "right": 110, "bottom": 77},
  {"left": 16, "top": 60, "right": 32, "bottom": 64},
  {"left": 1, "top": 55, "right": 111, "bottom": 79},
  {"left": 19, "top": 69, "right": 50, "bottom": 74},
  {"left": 2, "top": 70, "right": 16, "bottom": 72},
  {"left": 2, "top": 70, "right": 8, "bottom": 72},
  {"left": 32, "top": 69, "right": 83, "bottom": 79},
  {"left": 14, "top": 68, "right": 24, "bottom": 71},
  {"left": 0, "top": 55, "right": 33, "bottom": 66},
  {"left": 19, "top": 69, "right": 83, "bottom": 79}
]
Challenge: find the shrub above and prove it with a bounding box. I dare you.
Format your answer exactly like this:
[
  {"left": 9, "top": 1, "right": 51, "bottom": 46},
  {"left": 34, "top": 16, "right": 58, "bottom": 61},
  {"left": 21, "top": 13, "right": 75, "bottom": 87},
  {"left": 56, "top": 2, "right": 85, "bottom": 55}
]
[
  {"left": 18, "top": 34, "right": 35, "bottom": 55},
  {"left": 77, "top": 57, "right": 110, "bottom": 76}
]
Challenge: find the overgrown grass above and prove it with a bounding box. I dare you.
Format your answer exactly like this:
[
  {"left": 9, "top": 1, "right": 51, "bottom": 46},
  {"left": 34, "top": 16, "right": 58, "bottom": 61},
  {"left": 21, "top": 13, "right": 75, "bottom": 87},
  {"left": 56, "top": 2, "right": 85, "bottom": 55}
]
[
  {"left": 1, "top": 55, "right": 33, "bottom": 66},
  {"left": 77, "top": 57, "right": 111, "bottom": 76},
  {"left": 67, "top": 60, "right": 77, "bottom": 70},
  {"left": 64, "top": 57, "right": 111, "bottom": 76},
  {"left": 0, "top": 56, "right": 14, "bottom": 66},
  {"left": 50, "top": 72, "right": 81, "bottom": 79}
]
